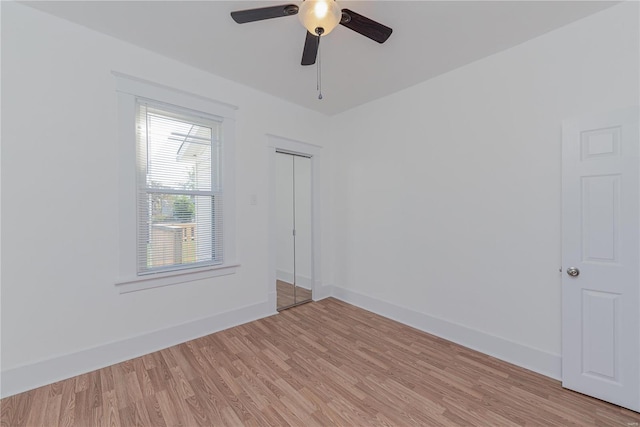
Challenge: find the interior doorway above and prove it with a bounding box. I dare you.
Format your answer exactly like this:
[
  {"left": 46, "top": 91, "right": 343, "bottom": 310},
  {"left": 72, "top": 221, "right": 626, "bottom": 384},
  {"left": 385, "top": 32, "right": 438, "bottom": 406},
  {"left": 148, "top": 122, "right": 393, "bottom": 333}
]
[{"left": 275, "top": 151, "right": 313, "bottom": 310}]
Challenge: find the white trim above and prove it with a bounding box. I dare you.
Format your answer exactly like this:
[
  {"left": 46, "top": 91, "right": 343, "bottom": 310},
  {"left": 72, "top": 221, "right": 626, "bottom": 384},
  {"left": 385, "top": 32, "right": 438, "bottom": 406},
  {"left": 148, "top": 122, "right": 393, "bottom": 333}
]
[
  {"left": 112, "top": 71, "right": 237, "bottom": 118},
  {"left": 116, "top": 264, "right": 239, "bottom": 294},
  {"left": 267, "top": 135, "right": 324, "bottom": 311},
  {"left": 0, "top": 301, "right": 275, "bottom": 399},
  {"left": 331, "top": 286, "right": 562, "bottom": 380},
  {"left": 313, "top": 284, "right": 333, "bottom": 301},
  {"left": 266, "top": 133, "right": 322, "bottom": 152},
  {"left": 114, "top": 72, "right": 237, "bottom": 292},
  {"left": 0, "top": 284, "right": 558, "bottom": 398},
  {"left": 268, "top": 291, "right": 277, "bottom": 310}
]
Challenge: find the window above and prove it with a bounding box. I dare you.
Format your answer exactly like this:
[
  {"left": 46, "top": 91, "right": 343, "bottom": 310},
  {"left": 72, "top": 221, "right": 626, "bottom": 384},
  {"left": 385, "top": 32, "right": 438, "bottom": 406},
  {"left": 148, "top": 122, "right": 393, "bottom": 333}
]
[
  {"left": 136, "top": 101, "right": 222, "bottom": 274},
  {"left": 114, "top": 73, "right": 237, "bottom": 293}
]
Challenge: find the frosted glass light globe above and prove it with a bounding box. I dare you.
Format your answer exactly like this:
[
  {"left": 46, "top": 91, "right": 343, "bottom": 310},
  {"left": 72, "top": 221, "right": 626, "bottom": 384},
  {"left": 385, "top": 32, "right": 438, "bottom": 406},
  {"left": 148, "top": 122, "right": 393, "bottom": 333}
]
[{"left": 298, "top": 0, "right": 341, "bottom": 36}]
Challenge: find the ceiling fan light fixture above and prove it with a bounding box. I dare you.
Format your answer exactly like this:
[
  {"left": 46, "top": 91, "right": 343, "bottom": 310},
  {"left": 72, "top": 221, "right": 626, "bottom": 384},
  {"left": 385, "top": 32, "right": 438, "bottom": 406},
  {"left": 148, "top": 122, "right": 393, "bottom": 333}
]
[{"left": 298, "top": 0, "right": 341, "bottom": 35}]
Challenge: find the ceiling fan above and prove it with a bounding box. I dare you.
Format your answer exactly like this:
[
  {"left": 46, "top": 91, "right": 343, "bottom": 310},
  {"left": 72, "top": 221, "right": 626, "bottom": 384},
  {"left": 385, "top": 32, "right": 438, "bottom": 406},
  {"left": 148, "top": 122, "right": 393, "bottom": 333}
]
[{"left": 230, "top": 0, "right": 392, "bottom": 66}]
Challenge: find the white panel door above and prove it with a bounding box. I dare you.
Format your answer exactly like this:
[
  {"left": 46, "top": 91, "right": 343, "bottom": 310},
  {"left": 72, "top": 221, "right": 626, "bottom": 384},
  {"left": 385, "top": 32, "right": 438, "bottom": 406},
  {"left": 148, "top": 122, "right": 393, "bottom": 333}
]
[{"left": 562, "top": 106, "right": 639, "bottom": 412}]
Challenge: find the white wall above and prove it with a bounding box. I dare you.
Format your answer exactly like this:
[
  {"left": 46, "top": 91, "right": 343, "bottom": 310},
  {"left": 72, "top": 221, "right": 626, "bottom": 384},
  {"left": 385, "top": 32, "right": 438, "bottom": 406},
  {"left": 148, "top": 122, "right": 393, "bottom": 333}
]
[
  {"left": 2, "top": 0, "right": 638, "bottom": 398},
  {"left": 0, "top": 2, "right": 332, "bottom": 396},
  {"left": 329, "top": 2, "right": 639, "bottom": 378}
]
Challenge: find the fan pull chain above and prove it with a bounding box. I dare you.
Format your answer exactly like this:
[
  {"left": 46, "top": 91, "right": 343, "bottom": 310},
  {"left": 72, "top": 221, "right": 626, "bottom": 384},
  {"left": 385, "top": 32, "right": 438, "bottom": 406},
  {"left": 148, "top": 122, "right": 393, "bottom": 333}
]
[{"left": 317, "top": 34, "right": 323, "bottom": 100}]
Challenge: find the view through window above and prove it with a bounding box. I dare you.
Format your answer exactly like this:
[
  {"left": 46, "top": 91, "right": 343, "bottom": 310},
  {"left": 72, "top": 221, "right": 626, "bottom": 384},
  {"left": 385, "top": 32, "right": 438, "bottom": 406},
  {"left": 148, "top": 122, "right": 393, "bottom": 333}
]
[{"left": 136, "top": 102, "right": 223, "bottom": 274}]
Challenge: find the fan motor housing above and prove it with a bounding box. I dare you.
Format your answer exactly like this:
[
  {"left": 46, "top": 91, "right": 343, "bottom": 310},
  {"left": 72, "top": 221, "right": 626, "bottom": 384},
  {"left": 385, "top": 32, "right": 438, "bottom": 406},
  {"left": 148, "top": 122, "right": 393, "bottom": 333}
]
[{"left": 284, "top": 5, "right": 299, "bottom": 16}]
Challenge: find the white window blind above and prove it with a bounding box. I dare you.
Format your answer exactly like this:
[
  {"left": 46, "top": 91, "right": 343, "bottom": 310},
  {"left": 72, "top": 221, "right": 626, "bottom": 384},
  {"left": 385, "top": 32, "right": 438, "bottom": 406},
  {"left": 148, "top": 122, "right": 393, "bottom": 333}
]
[{"left": 136, "top": 100, "right": 223, "bottom": 274}]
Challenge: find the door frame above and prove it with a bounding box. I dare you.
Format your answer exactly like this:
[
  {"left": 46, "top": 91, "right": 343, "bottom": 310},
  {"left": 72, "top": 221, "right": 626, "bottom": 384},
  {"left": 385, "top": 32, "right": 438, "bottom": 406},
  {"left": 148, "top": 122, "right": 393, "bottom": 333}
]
[{"left": 267, "top": 134, "right": 323, "bottom": 312}]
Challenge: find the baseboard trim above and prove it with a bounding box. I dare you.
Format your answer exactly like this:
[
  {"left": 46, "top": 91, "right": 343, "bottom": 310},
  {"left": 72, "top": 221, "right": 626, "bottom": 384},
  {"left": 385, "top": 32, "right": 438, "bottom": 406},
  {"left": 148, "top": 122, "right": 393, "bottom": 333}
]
[
  {"left": 1, "top": 288, "right": 561, "bottom": 398},
  {"left": 331, "top": 286, "right": 561, "bottom": 381},
  {"left": 313, "top": 283, "right": 333, "bottom": 301},
  {"left": 0, "top": 301, "right": 276, "bottom": 398}
]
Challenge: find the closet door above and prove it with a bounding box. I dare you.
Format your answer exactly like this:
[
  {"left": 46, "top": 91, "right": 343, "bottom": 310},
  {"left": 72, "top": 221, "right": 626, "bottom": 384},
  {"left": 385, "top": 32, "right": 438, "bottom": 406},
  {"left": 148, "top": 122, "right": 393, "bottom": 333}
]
[
  {"left": 276, "top": 152, "right": 295, "bottom": 310},
  {"left": 293, "top": 155, "right": 312, "bottom": 304},
  {"left": 275, "top": 152, "right": 313, "bottom": 310}
]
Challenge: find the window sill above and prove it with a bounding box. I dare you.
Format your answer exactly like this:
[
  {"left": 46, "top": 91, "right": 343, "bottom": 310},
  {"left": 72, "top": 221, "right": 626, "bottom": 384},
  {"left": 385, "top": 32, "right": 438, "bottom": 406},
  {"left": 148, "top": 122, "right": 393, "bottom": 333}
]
[{"left": 115, "top": 263, "right": 239, "bottom": 294}]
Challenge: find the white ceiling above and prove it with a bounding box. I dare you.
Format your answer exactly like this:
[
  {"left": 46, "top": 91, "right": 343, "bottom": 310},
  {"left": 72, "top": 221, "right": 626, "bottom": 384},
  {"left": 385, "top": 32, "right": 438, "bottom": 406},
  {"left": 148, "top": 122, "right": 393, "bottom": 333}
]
[{"left": 24, "top": 1, "right": 617, "bottom": 115}]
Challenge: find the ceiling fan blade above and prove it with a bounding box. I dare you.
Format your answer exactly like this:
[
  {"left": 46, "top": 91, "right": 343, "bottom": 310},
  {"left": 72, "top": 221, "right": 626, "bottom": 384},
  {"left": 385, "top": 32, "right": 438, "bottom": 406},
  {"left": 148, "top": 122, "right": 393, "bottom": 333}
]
[
  {"left": 340, "top": 9, "right": 392, "bottom": 44},
  {"left": 231, "top": 4, "right": 298, "bottom": 24},
  {"left": 301, "top": 31, "right": 319, "bottom": 66}
]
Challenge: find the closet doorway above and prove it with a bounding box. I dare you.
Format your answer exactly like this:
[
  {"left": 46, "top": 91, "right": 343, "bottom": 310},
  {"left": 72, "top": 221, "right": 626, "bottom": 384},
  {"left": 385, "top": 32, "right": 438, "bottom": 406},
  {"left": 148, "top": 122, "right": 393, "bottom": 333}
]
[{"left": 276, "top": 151, "right": 313, "bottom": 310}]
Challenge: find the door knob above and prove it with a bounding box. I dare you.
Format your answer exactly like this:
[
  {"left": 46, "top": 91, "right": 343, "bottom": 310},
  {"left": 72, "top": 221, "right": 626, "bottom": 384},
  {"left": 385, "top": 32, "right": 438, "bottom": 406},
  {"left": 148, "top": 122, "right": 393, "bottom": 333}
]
[{"left": 567, "top": 267, "right": 580, "bottom": 277}]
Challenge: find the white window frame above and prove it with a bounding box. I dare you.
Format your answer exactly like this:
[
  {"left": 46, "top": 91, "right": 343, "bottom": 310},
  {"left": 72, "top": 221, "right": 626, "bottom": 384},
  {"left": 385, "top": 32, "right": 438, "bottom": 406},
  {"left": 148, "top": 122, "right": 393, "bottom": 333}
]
[{"left": 114, "top": 72, "right": 238, "bottom": 293}]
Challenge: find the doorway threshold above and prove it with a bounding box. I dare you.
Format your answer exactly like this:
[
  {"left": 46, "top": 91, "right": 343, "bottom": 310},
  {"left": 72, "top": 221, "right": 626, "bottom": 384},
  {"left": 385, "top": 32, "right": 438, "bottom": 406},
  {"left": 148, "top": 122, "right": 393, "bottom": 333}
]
[{"left": 277, "top": 299, "right": 312, "bottom": 312}]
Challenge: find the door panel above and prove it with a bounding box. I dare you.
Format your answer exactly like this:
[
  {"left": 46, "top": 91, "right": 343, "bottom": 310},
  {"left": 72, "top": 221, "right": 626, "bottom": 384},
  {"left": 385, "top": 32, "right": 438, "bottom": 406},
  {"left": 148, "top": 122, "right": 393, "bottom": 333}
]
[
  {"left": 581, "top": 174, "right": 620, "bottom": 263},
  {"left": 294, "top": 155, "right": 312, "bottom": 304},
  {"left": 581, "top": 289, "right": 619, "bottom": 381},
  {"left": 562, "top": 106, "right": 639, "bottom": 412},
  {"left": 276, "top": 152, "right": 295, "bottom": 310}
]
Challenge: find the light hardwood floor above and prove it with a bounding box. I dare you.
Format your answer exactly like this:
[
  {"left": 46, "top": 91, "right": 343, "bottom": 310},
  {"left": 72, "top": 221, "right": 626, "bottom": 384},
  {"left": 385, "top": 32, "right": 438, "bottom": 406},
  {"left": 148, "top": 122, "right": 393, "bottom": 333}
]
[
  {"left": 276, "top": 280, "right": 312, "bottom": 310},
  {"left": 2, "top": 298, "right": 639, "bottom": 426}
]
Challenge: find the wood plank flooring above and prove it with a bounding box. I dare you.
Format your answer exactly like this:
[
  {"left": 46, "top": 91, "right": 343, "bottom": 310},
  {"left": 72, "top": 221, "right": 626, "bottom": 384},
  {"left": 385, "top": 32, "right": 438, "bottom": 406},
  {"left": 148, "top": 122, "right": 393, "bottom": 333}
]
[
  {"left": 2, "top": 298, "right": 639, "bottom": 426},
  {"left": 276, "top": 280, "right": 312, "bottom": 310}
]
